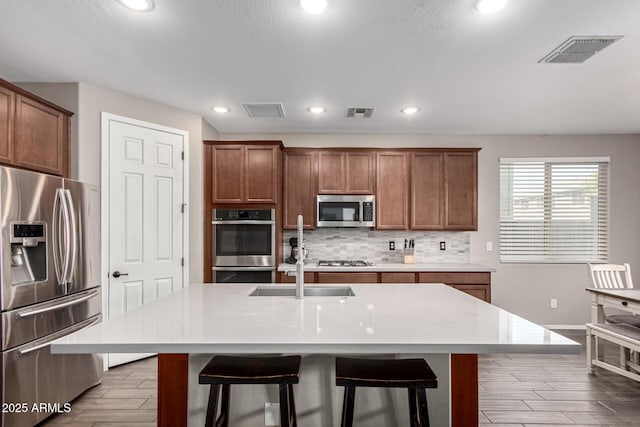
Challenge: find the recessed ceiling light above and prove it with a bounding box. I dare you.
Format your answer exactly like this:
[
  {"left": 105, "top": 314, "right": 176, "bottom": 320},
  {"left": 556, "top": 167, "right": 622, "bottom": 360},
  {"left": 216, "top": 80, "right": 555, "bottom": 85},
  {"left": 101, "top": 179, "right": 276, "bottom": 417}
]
[
  {"left": 475, "top": 0, "right": 508, "bottom": 14},
  {"left": 211, "top": 106, "right": 230, "bottom": 114},
  {"left": 299, "top": 0, "right": 328, "bottom": 15},
  {"left": 307, "top": 106, "right": 327, "bottom": 114},
  {"left": 400, "top": 106, "right": 421, "bottom": 115},
  {"left": 117, "top": 0, "right": 155, "bottom": 12}
]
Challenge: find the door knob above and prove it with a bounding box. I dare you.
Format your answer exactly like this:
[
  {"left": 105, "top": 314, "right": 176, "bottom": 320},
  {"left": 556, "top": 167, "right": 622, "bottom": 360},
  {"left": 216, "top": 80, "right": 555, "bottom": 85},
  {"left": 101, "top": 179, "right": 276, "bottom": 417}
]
[{"left": 112, "top": 271, "right": 128, "bottom": 278}]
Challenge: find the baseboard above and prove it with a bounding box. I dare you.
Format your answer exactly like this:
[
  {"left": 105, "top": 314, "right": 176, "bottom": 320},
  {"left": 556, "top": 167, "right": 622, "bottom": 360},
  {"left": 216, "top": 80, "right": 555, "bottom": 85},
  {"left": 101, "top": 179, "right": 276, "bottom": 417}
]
[{"left": 544, "top": 324, "right": 586, "bottom": 330}]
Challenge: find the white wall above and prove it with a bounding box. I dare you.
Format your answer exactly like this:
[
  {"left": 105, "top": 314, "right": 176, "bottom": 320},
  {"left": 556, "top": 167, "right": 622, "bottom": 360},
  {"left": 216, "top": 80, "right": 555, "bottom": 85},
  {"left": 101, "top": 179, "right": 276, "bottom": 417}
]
[{"left": 224, "top": 132, "right": 640, "bottom": 326}]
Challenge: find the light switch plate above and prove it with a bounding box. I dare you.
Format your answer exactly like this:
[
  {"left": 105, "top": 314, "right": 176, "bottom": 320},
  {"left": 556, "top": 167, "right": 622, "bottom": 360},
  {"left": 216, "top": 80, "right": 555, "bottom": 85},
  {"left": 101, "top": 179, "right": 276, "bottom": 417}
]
[{"left": 486, "top": 241, "right": 493, "bottom": 251}]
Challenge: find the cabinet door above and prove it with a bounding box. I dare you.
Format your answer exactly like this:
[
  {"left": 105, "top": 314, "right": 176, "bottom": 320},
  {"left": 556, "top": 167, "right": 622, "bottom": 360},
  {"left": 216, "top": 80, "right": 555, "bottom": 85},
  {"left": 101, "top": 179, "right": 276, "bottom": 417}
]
[
  {"left": 318, "top": 152, "right": 345, "bottom": 194},
  {"left": 376, "top": 152, "right": 408, "bottom": 229},
  {"left": 212, "top": 146, "right": 245, "bottom": 203},
  {"left": 14, "top": 95, "right": 66, "bottom": 176},
  {"left": 346, "top": 152, "right": 374, "bottom": 194},
  {"left": 316, "top": 272, "right": 378, "bottom": 283},
  {"left": 380, "top": 272, "right": 416, "bottom": 283},
  {"left": 278, "top": 272, "right": 316, "bottom": 284},
  {"left": 283, "top": 152, "right": 316, "bottom": 229},
  {"left": 245, "top": 145, "right": 277, "bottom": 203},
  {"left": 411, "top": 153, "right": 444, "bottom": 229},
  {"left": 0, "top": 86, "right": 14, "bottom": 165},
  {"left": 444, "top": 152, "right": 477, "bottom": 230}
]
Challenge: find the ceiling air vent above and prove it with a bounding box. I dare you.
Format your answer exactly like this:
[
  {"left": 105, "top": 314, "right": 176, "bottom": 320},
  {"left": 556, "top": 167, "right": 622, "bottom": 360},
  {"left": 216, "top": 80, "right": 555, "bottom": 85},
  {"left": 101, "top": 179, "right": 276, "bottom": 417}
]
[
  {"left": 345, "top": 107, "right": 375, "bottom": 119},
  {"left": 241, "top": 103, "right": 285, "bottom": 118},
  {"left": 539, "top": 36, "right": 623, "bottom": 64}
]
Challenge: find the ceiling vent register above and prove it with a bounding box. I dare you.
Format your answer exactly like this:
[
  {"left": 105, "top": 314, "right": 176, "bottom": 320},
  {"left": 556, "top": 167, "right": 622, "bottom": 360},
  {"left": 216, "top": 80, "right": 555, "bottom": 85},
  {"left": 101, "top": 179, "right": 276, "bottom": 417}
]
[
  {"left": 345, "top": 107, "right": 375, "bottom": 119},
  {"left": 539, "top": 36, "right": 623, "bottom": 64},
  {"left": 241, "top": 103, "right": 285, "bottom": 118}
]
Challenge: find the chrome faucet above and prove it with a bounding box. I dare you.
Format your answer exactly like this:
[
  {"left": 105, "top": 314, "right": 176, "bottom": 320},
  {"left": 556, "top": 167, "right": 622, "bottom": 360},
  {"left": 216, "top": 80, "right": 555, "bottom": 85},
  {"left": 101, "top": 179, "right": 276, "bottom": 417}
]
[{"left": 296, "top": 215, "right": 304, "bottom": 299}]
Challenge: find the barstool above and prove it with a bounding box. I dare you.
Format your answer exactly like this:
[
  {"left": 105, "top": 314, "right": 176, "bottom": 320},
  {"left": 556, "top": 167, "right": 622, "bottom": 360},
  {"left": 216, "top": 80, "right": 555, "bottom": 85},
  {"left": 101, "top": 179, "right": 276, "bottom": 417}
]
[
  {"left": 199, "top": 355, "right": 301, "bottom": 427},
  {"left": 335, "top": 357, "right": 438, "bottom": 427}
]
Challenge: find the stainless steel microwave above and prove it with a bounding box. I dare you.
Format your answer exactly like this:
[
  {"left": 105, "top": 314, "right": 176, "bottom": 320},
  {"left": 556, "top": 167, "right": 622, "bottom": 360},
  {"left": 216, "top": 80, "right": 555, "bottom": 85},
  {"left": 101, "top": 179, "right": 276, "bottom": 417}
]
[{"left": 317, "top": 195, "right": 375, "bottom": 228}]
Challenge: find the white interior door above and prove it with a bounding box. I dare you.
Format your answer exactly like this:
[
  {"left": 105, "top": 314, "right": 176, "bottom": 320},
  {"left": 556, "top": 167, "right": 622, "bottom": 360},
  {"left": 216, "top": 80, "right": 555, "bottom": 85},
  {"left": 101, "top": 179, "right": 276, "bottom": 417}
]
[{"left": 103, "top": 114, "right": 188, "bottom": 367}]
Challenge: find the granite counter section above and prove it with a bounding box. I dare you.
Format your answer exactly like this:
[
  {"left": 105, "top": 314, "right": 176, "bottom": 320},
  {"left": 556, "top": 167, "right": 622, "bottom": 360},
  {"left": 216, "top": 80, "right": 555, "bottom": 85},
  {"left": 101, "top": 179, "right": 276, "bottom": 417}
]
[{"left": 278, "top": 262, "right": 495, "bottom": 273}]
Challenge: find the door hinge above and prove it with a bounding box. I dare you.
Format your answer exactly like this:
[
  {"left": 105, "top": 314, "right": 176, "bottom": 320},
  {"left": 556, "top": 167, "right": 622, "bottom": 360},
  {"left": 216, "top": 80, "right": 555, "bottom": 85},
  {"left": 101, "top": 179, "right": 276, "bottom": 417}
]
[
  {"left": 181, "top": 151, "right": 184, "bottom": 160},
  {"left": 181, "top": 258, "right": 184, "bottom": 267},
  {"left": 181, "top": 203, "right": 186, "bottom": 213}
]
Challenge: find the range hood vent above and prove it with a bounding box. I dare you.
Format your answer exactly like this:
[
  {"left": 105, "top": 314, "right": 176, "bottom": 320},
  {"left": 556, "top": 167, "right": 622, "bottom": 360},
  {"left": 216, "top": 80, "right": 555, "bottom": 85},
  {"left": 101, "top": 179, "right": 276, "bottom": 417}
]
[
  {"left": 241, "top": 103, "right": 285, "bottom": 118},
  {"left": 539, "top": 36, "right": 622, "bottom": 64},
  {"left": 345, "top": 107, "right": 375, "bottom": 118}
]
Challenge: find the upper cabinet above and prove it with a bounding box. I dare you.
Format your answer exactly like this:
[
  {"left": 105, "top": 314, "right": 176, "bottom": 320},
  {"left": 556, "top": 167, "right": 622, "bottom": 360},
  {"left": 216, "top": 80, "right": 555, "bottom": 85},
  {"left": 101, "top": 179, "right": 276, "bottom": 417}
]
[
  {"left": 209, "top": 143, "right": 279, "bottom": 204},
  {"left": 376, "top": 152, "right": 408, "bottom": 230},
  {"left": 410, "top": 152, "right": 444, "bottom": 230},
  {"left": 410, "top": 150, "right": 478, "bottom": 231},
  {"left": 0, "top": 86, "right": 14, "bottom": 164},
  {"left": 318, "top": 151, "right": 374, "bottom": 194},
  {"left": 444, "top": 151, "right": 477, "bottom": 230},
  {"left": 283, "top": 151, "right": 316, "bottom": 229},
  {"left": 0, "top": 79, "right": 71, "bottom": 177}
]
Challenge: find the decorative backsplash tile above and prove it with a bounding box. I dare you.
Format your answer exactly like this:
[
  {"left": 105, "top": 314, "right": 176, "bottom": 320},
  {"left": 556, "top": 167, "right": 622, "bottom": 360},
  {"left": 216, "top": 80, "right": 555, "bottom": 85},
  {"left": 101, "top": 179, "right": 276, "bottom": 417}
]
[{"left": 283, "top": 229, "right": 470, "bottom": 264}]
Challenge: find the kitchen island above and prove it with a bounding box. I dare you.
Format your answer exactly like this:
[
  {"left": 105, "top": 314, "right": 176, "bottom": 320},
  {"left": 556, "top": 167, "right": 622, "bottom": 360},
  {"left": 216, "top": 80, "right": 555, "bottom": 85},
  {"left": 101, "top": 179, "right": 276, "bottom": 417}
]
[{"left": 51, "top": 283, "right": 579, "bottom": 426}]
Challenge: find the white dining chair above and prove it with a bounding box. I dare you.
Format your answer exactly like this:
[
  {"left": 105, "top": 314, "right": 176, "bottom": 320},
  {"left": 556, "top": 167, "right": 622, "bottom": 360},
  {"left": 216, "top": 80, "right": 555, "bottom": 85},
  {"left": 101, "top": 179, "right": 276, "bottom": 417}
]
[{"left": 587, "top": 263, "right": 640, "bottom": 372}]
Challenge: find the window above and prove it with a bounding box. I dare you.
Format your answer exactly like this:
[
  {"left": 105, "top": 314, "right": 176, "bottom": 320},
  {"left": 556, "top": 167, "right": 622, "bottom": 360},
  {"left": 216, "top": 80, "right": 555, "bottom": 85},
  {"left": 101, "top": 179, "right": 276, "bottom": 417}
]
[{"left": 499, "top": 157, "right": 609, "bottom": 263}]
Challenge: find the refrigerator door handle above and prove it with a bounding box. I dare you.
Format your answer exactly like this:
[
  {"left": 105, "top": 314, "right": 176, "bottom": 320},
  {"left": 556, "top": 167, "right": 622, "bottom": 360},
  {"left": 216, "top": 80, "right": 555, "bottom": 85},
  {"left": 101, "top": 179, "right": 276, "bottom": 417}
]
[
  {"left": 52, "top": 188, "right": 65, "bottom": 285},
  {"left": 15, "top": 289, "right": 99, "bottom": 319},
  {"left": 63, "top": 189, "right": 78, "bottom": 284},
  {"left": 17, "top": 315, "right": 100, "bottom": 356},
  {"left": 59, "top": 188, "right": 72, "bottom": 285}
]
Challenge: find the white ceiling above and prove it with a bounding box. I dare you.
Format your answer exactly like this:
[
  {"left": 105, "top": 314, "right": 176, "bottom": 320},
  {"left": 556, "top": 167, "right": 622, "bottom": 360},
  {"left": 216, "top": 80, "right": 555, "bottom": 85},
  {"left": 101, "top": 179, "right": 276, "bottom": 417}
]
[{"left": 1, "top": 0, "right": 639, "bottom": 135}]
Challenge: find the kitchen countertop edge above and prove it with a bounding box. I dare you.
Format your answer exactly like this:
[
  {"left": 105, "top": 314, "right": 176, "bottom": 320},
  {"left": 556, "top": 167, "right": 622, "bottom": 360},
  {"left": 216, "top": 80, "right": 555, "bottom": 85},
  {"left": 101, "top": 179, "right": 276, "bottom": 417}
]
[{"left": 277, "top": 262, "right": 496, "bottom": 273}]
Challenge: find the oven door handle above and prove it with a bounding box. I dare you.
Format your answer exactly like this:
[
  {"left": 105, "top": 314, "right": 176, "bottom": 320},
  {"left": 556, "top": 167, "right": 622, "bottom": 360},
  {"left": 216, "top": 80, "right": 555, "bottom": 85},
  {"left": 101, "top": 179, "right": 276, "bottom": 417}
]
[
  {"left": 212, "top": 267, "right": 275, "bottom": 271},
  {"left": 211, "top": 220, "right": 275, "bottom": 225}
]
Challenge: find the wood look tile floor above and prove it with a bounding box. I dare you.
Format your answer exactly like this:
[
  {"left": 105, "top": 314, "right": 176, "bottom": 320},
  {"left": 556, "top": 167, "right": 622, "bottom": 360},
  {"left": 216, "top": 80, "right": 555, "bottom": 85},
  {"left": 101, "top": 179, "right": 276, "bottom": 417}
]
[{"left": 41, "top": 331, "right": 640, "bottom": 426}]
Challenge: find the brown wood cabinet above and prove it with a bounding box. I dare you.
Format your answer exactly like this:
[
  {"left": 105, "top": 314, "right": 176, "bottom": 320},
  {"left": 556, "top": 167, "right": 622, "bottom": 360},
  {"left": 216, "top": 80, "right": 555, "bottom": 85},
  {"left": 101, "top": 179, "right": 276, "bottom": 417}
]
[
  {"left": 277, "top": 272, "right": 316, "bottom": 284},
  {"left": 411, "top": 152, "right": 444, "bottom": 229},
  {"left": 379, "top": 272, "right": 416, "bottom": 283},
  {"left": 316, "top": 272, "right": 378, "bottom": 283},
  {"left": 418, "top": 272, "right": 491, "bottom": 302},
  {"left": 376, "top": 152, "right": 408, "bottom": 229},
  {"left": 0, "top": 85, "right": 14, "bottom": 164},
  {"left": 283, "top": 151, "right": 316, "bottom": 229},
  {"left": 318, "top": 151, "right": 374, "bottom": 194},
  {"left": 0, "top": 79, "right": 71, "bottom": 177},
  {"left": 444, "top": 152, "right": 477, "bottom": 230},
  {"left": 209, "top": 143, "right": 278, "bottom": 204}
]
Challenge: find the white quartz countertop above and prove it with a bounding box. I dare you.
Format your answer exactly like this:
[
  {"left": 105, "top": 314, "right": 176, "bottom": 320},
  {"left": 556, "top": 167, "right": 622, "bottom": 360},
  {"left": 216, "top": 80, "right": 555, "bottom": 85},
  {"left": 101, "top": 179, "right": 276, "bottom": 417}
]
[
  {"left": 51, "top": 283, "right": 577, "bottom": 355},
  {"left": 278, "top": 262, "right": 496, "bottom": 273}
]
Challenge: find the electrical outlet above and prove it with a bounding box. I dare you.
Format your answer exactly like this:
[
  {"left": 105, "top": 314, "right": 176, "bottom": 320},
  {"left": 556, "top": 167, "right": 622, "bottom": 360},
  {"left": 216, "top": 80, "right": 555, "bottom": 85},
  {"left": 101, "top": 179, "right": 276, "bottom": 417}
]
[
  {"left": 439, "top": 241, "right": 446, "bottom": 251},
  {"left": 265, "top": 403, "right": 279, "bottom": 426},
  {"left": 550, "top": 299, "right": 558, "bottom": 309},
  {"left": 486, "top": 241, "right": 493, "bottom": 251},
  {"left": 389, "top": 241, "right": 395, "bottom": 251}
]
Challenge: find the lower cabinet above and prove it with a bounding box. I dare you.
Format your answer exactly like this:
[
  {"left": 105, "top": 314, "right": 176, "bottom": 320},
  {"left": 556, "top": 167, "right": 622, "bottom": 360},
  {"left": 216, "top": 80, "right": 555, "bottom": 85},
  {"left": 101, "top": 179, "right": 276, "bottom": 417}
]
[
  {"left": 317, "top": 272, "right": 379, "bottom": 284},
  {"left": 379, "top": 272, "right": 416, "bottom": 283},
  {"left": 418, "top": 272, "right": 491, "bottom": 303},
  {"left": 275, "top": 270, "right": 491, "bottom": 302},
  {"left": 278, "top": 272, "right": 316, "bottom": 284}
]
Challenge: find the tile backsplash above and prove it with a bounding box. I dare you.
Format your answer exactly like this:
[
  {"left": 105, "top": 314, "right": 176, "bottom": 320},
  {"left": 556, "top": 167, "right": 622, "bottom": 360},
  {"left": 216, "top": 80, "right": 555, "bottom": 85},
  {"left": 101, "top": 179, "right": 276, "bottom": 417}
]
[{"left": 282, "top": 228, "right": 469, "bottom": 264}]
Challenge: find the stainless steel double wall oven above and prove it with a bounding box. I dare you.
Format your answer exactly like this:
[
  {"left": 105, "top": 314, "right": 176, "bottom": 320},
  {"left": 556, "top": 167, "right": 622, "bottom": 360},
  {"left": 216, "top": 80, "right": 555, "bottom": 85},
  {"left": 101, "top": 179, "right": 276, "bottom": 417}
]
[
  {"left": 0, "top": 167, "right": 102, "bottom": 427},
  {"left": 212, "top": 209, "right": 275, "bottom": 283}
]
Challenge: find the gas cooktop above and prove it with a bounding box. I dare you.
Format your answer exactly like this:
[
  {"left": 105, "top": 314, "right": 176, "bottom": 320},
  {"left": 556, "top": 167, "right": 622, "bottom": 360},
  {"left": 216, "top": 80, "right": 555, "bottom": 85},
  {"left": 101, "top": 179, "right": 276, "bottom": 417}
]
[{"left": 317, "top": 260, "right": 372, "bottom": 267}]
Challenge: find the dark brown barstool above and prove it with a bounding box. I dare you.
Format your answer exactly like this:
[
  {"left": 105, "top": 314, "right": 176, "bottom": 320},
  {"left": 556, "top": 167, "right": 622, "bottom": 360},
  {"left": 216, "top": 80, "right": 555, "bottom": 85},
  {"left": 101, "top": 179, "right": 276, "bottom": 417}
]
[
  {"left": 335, "top": 357, "right": 438, "bottom": 427},
  {"left": 199, "top": 355, "right": 301, "bottom": 427}
]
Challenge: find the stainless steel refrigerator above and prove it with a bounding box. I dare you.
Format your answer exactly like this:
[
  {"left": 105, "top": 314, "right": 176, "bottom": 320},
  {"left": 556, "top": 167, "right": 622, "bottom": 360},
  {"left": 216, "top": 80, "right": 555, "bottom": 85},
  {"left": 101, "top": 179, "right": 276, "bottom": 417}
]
[{"left": 0, "top": 166, "right": 102, "bottom": 427}]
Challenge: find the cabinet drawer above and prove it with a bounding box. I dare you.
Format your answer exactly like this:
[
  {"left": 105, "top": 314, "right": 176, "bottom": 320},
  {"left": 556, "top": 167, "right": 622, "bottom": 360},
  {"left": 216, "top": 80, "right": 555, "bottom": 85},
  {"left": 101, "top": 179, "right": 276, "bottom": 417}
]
[
  {"left": 380, "top": 272, "right": 416, "bottom": 283},
  {"left": 453, "top": 285, "right": 490, "bottom": 303},
  {"left": 278, "top": 272, "right": 316, "bottom": 284},
  {"left": 418, "top": 272, "right": 490, "bottom": 285},
  {"left": 602, "top": 295, "right": 640, "bottom": 314},
  {"left": 317, "top": 272, "right": 378, "bottom": 283}
]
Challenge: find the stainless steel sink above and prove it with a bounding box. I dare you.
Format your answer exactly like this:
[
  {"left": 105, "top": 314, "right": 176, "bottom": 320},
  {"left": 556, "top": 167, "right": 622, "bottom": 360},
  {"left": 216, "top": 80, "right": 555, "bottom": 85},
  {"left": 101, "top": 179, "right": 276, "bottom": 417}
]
[{"left": 249, "top": 286, "right": 355, "bottom": 297}]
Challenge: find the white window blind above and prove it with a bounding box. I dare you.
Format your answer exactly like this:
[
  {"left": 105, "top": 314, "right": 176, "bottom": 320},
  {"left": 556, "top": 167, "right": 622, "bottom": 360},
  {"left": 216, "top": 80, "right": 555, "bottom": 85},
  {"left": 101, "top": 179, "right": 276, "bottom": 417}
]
[{"left": 499, "top": 158, "right": 609, "bottom": 263}]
